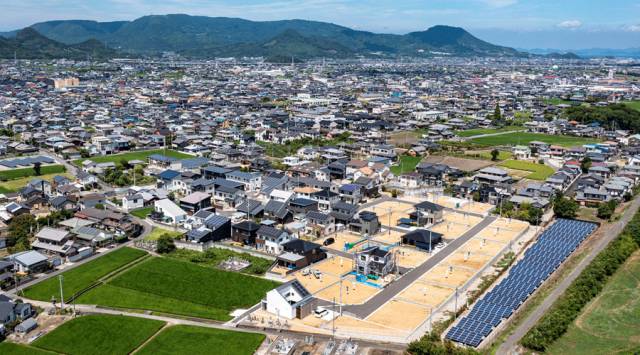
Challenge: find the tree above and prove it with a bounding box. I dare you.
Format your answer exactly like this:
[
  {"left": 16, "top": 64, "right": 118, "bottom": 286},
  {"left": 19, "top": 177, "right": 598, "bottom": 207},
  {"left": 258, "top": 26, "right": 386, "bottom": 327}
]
[
  {"left": 94, "top": 203, "right": 105, "bottom": 210},
  {"left": 580, "top": 156, "right": 592, "bottom": 173},
  {"left": 33, "top": 162, "right": 42, "bottom": 176},
  {"left": 7, "top": 214, "right": 36, "bottom": 251},
  {"left": 490, "top": 149, "right": 500, "bottom": 161},
  {"left": 156, "top": 234, "right": 176, "bottom": 254},
  {"left": 492, "top": 103, "right": 503, "bottom": 126},
  {"left": 597, "top": 200, "right": 618, "bottom": 220},
  {"left": 119, "top": 158, "right": 130, "bottom": 170},
  {"left": 553, "top": 196, "right": 579, "bottom": 219}
]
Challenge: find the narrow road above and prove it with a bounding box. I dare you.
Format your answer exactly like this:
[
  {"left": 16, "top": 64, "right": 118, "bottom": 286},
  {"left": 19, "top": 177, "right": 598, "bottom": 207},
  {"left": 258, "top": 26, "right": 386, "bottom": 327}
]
[
  {"left": 497, "top": 196, "right": 640, "bottom": 354},
  {"left": 343, "top": 216, "right": 496, "bottom": 318},
  {"left": 462, "top": 130, "right": 526, "bottom": 140}
]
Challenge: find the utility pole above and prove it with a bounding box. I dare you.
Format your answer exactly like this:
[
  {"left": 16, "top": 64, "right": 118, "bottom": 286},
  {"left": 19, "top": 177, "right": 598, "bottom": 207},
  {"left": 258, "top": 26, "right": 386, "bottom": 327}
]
[{"left": 58, "top": 275, "right": 65, "bottom": 312}]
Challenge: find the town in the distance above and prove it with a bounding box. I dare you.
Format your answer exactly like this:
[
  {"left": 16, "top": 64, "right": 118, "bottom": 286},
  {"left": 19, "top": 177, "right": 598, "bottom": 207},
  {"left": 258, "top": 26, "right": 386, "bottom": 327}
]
[{"left": 0, "top": 11, "right": 639, "bottom": 355}]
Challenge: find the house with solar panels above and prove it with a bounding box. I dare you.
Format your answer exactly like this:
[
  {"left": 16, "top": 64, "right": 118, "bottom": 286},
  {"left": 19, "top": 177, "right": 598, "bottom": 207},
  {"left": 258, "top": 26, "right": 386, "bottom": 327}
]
[{"left": 263, "top": 280, "right": 316, "bottom": 319}]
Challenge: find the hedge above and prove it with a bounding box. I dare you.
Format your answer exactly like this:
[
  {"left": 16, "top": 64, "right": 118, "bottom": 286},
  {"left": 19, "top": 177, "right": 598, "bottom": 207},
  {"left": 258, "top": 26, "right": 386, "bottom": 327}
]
[{"left": 520, "top": 211, "right": 640, "bottom": 351}]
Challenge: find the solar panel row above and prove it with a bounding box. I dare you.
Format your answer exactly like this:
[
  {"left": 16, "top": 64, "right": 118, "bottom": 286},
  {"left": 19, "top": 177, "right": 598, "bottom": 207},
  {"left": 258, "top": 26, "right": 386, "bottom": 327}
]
[
  {"left": 0, "top": 156, "right": 54, "bottom": 168},
  {"left": 446, "top": 219, "right": 597, "bottom": 347}
]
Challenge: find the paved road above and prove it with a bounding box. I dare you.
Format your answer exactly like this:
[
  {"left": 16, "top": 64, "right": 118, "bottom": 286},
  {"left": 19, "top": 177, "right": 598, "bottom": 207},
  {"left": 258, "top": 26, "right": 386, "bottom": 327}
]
[
  {"left": 461, "top": 130, "right": 526, "bottom": 140},
  {"left": 343, "top": 216, "right": 496, "bottom": 318},
  {"left": 497, "top": 196, "right": 640, "bottom": 354}
]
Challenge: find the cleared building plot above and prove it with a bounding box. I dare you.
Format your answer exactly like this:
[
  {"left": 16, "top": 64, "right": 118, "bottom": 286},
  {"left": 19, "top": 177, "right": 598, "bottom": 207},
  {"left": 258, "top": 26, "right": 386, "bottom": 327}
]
[
  {"left": 362, "top": 200, "right": 414, "bottom": 227},
  {"left": 315, "top": 276, "right": 380, "bottom": 305},
  {"left": 421, "top": 265, "right": 476, "bottom": 288},
  {"left": 397, "top": 281, "right": 453, "bottom": 308},
  {"left": 313, "top": 255, "right": 354, "bottom": 276},
  {"left": 289, "top": 271, "right": 340, "bottom": 293},
  {"left": 372, "top": 228, "right": 404, "bottom": 244},
  {"left": 367, "top": 299, "right": 431, "bottom": 331},
  {"left": 321, "top": 232, "right": 363, "bottom": 253},
  {"left": 446, "top": 251, "right": 494, "bottom": 271},
  {"left": 431, "top": 212, "right": 482, "bottom": 240},
  {"left": 395, "top": 246, "right": 431, "bottom": 269},
  {"left": 461, "top": 238, "right": 505, "bottom": 256}
]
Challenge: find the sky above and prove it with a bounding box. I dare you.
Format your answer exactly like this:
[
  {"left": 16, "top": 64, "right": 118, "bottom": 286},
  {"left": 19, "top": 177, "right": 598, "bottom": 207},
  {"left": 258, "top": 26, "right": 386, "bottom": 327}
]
[{"left": 1, "top": 0, "right": 639, "bottom": 49}]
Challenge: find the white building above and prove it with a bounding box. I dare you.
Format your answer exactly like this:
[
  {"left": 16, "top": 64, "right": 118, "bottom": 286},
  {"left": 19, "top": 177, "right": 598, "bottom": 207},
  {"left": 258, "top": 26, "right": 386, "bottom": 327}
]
[
  {"left": 154, "top": 198, "right": 187, "bottom": 225},
  {"left": 264, "top": 280, "right": 315, "bottom": 319}
]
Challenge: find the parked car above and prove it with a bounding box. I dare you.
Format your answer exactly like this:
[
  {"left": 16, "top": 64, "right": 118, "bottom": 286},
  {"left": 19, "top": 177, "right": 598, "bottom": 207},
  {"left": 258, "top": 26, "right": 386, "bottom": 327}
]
[{"left": 323, "top": 237, "right": 335, "bottom": 246}]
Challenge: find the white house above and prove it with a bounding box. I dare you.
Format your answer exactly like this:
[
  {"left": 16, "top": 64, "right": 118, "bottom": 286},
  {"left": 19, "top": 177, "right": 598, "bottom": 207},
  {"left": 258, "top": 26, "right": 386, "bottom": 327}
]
[
  {"left": 154, "top": 199, "right": 187, "bottom": 225},
  {"left": 264, "top": 280, "right": 315, "bottom": 319},
  {"left": 226, "top": 171, "right": 262, "bottom": 192},
  {"left": 122, "top": 193, "right": 144, "bottom": 212}
]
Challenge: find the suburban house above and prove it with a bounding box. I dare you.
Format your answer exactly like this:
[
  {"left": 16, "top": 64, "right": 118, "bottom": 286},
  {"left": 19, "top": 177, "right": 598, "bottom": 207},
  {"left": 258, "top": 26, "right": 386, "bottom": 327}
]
[
  {"left": 276, "top": 239, "right": 326, "bottom": 270},
  {"left": 354, "top": 246, "right": 396, "bottom": 278},
  {"left": 349, "top": 211, "right": 380, "bottom": 236},
  {"left": 184, "top": 215, "right": 231, "bottom": 244},
  {"left": 154, "top": 199, "right": 187, "bottom": 225},
  {"left": 6, "top": 250, "right": 49, "bottom": 273},
  {"left": 256, "top": 225, "right": 293, "bottom": 254},
  {"left": 263, "top": 280, "right": 315, "bottom": 319},
  {"left": 402, "top": 229, "right": 443, "bottom": 251},
  {"left": 412, "top": 201, "right": 445, "bottom": 226},
  {"left": 179, "top": 191, "right": 212, "bottom": 214},
  {"left": 31, "top": 227, "right": 75, "bottom": 257},
  {"left": 231, "top": 221, "right": 261, "bottom": 246}
]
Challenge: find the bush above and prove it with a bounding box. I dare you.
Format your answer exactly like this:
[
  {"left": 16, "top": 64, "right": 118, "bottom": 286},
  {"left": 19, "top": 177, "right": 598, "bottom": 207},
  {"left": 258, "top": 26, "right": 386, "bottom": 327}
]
[
  {"left": 553, "top": 196, "right": 578, "bottom": 219},
  {"left": 596, "top": 200, "right": 618, "bottom": 220},
  {"left": 156, "top": 234, "right": 176, "bottom": 254},
  {"left": 521, "top": 210, "right": 640, "bottom": 351}
]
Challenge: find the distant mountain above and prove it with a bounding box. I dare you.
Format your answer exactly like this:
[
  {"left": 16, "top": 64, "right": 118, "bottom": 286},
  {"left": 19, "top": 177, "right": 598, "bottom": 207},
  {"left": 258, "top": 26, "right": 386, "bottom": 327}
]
[
  {"left": 4, "top": 14, "right": 525, "bottom": 60},
  {"left": 544, "top": 52, "right": 580, "bottom": 59},
  {"left": 0, "top": 27, "right": 118, "bottom": 60},
  {"left": 523, "top": 47, "right": 640, "bottom": 59}
]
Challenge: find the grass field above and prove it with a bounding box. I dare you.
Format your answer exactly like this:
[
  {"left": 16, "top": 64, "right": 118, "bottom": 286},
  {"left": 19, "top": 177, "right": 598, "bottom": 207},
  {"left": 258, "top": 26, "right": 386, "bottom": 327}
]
[
  {"left": 167, "top": 248, "right": 274, "bottom": 275},
  {"left": 32, "top": 315, "right": 164, "bottom": 355},
  {"left": 130, "top": 206, "right": 153, "bottom": 219},
  {"left": 22, "top": 247, "right": 147, "bottom": 302},
  {"left": 470, "top": 132, "right": 600, "bottom": 147},
  {"left": 0, "top": 164, "right": 66, "bottom": 181},
  {"left": 547, "top": 251, "right": 640, "bottom": 355},
  {"left": 390, "top": 155, "right": 422, "bottom": 175},
  {"left": 0, "top": 342, "right": 56, "bottom": 355},
  {"left": 144, "top": 227, "right": 184, "bottom": 241},
  {"left": 544, "top": 98, "right": 574, "bottom": 105},
  {"left": 624, "top": 100, "right": 640, "bottom": 112},
  {"left": 465, "top": 150, "right": 513, "bottom": 161},
  {"left": 0, "top": 171, "right": 73, "bottom": 194},
  {"left": 498, "top": 160, "right": 555, "bottom": 180},
  {"left": 455, "top": 126, "right": 522, "bottom": 138},
  {"left": 79, "top": 257, "right": 279, "bottom": 321},
  {"left": 137, "top": 325, "right": 265, "bottom": 355},
  {"left": 72, "top": 149, "right": 193, "bottom": 166}
]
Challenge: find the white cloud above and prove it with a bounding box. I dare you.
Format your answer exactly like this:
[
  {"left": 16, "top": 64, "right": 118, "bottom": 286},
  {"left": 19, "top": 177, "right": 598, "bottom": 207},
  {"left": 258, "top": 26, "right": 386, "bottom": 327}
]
[
  {"left": 557, "top": 20, "right": 582, "bottom": 29},
  {"left": 626, "top": 24, "right": 640, "bottom": 32},
  {"left": 480, "top": 0, "right": 518, "bottom": 8}
]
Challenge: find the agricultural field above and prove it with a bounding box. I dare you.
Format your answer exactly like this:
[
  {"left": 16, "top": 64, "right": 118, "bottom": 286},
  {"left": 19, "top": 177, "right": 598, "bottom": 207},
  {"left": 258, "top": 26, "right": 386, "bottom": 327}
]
[
  {"left": 144, "top": 227, "right": 183, "bottom": 241},
  {"left": 0, "top": 171, "right": 73, "bottom": 194},
  {"left": 464, "top": 150, "right": 513, "bottom": 161},
  {"left": 79, "top": 257, "right": 279, "bottom": 320},
  {"left": 470, "top": 132, "right": 600, "bottom": 147},
  {"left": 454, "top": 126, "right": 522, "bottom": 137},
  {"left": 0, "top": 342, "right": 56, "bottom": 355},
  {"left": 390, "top": 155, "right": 422, "bottom": 175},
  {"left": 498, "top": 159, "right": 555, "bottom": 180},
  {"left": 543, "top": 98, "right": 575, "bottom": 106},
  {"left": 137, "top": 325, "right": 265, "bottom": 355},
  {"left": 22, "top": 247, "right": 147, "bottom": 302},
  {"left": 547, "top": 251, "right": 640, "bottom": 355},
  {"left": 72, "top": 149, "right": 193, "bottom": 166},
  {"left": 32, "top": 315, "right": 164, "bottom": 355},
  {"left": 130, "top": 206, "right": 154, "bottom": 219},
  {"left": 0, "top": 164, "right": 66, "bottom": 181}
]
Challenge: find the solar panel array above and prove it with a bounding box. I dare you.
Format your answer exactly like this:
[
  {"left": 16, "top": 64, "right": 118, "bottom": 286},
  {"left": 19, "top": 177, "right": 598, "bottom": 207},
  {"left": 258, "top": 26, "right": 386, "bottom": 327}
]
[
  {"left": 0, "top": 156, "right": 54, "bottom": 168},
  {"left": 446, "top": 219, "right": 597, "bottom": 347}
]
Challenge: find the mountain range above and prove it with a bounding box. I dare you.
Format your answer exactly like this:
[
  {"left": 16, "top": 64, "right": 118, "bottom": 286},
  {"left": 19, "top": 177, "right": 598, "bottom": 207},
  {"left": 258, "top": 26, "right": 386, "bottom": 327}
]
[{"left": 0, "top": 14, "right": 528, "bottom": 60}]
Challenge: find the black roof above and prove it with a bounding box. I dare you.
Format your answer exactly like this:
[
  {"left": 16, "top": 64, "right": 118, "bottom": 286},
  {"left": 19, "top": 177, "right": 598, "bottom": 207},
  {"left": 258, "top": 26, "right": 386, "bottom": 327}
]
[
  {"left": 414, "top": 201, "right": 445, "bottom": 212},
  {"left": 283, "top": 239, "right": 322, "bottom": 254},
  {"left": 232, "top": 220, "right": 260, "bottom": 232},
  {"left": 403, "top": 229, "right": 443, "bottom": 244},
  {"left": 289, "top": 198, "right": 317, "bottom": 207}
]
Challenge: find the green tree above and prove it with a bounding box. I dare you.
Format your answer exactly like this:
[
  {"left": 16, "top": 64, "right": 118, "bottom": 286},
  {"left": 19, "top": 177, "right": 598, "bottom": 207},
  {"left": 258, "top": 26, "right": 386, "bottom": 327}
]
[
  {"left": 492, "top": 103, "right": 503, "bottom": 126},
  {"left": 7, "top": 214, "right": 36, "bottom": 251},
  {"left": 490, "top": 149, "right": 500, "bottom": 161},
  {"left": 33, "top": 162, "right": 42, "bottom": 176},
  {"left": 580, "top": 156, "right": 592, "bottom": 173},
  {"left": 553, "top": 196, "right": 579, "bottom": 219},
  {"left": 156, "top": 234, "right": 176, "bottom": 254},
  {"left": 596, "top": 200, "right": 618, "bottom": 220}
]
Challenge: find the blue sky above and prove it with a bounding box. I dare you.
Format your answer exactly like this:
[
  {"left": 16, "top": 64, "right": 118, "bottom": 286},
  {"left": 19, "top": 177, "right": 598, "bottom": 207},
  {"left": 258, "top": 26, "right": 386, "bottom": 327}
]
[{"left": 2, "top": 0, "right": 639, "bottom": 49}]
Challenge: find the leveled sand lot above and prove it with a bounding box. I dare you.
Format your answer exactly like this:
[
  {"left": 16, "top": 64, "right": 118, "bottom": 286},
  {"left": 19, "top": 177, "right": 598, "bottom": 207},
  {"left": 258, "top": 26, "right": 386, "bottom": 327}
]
[
  {"left": 313, "top": 255, "right": 354, "bottom": 276},
  {"left": 321, "top": 232, "right": 363, "bottom": 253},
  {"left": 430, "top": 211, "right": 482, "bottom": 240},
  {"left": 395, "top": 246, "right": 431, "bottom": 269},
  {"left": 315, "top": 275, "right": 380, "bottom": 305},
  {"left": 461, "top": 238, "right": 505, "bottom": 256},
  {"left": 290, "top": 271, "right": 340, "bottom": 293},
  {"left": 446, "top": 251, "right": 494, "bottom": 271},
  {"left": 421, "top": 265, "right": 476, "bottom": 288},
  {"left": 397, "top": 281, "right": 454, "bottom": 308},
  {"left": 363, "top": 200, "right": 414, "bottom": 227},
  {"left": 367, "top": 299, "right": 430, "bottom": 331},
  {"left": 372, "top": 229, "right": 405, "bottom": 244}
]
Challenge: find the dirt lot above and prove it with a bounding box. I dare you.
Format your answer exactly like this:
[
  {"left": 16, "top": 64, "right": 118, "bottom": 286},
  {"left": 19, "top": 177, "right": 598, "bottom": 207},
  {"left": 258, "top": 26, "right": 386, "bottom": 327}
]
[
  {"left": 397, "top": 281, "right": 453, "bottom": 308},
  {"left": 367, "top": 299, "right": 430, "bottom": 331},
  {"left": 321, "top": 232, "right": 364, "bottom": 253},
  {"left": 314, "top": 255, "right": 354, "bottom": 277},
  {"left": 362, "top": 200, "right": 414, "bottom": 228},
  {"left": 315, "top": 276, "right": 380, "bottom": 305},
  {"left": 394, "top": 246, "right": 430, "bottom": 268}
]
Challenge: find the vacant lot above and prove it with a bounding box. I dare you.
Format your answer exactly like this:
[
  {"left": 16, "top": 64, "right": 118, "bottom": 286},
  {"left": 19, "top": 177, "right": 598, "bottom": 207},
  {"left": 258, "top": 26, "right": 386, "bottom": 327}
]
[
  {"left": 144, "top": 227, "right": 183, "bottom": 241},
  {"left": 32, "top": 314, "right": 164, "bottom": 355},
  {"left": 455, "top": 126, "right": 522, "bottom": 137},
  {"left": 23, "top": 247, "right": 147, "bottom": 302},
  {"left": 137, "top": 325, "right": 265, "bottom": 355},
  {"left": 498, "top": 160, "right": 555, "bottom": 180},
  {"left": 0, "top": 164, "right": 66, "bottom": 181},
  {"left": 80, "top": 257, "right": 279, "bottom": 321},
  {"left": 423, "top": 155, "right": 494, "bottom": 172},
  {"left": 547, "top": 252, "right": 640, "bottom": 355},
  {"left": 390, "top": 155, "right": 422, "bottom": 175},
  {"left": 470, "top": 132, "right": 600, "bottom": 147},
  {"left": 130, "top": 206, "right": 154, "bottom": 218},
  {"left": 72, "top": 149, "right": 193, "bottom": 166},
  {"left": 167, "top": 248, "right": 274, "bottom": 275}
]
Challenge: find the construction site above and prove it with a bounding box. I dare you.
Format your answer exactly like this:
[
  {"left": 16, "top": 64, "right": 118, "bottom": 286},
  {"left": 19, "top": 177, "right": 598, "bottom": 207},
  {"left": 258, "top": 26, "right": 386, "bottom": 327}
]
[{"left": 243, "top": 195, "right": 532, "bottom": 343}]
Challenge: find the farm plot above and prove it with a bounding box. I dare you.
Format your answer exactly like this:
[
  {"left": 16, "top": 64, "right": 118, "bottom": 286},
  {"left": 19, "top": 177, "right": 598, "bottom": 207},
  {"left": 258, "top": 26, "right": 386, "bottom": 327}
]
[
  {"left": 72, "top": 149, "right": 193, "bottom": 166},
  {"left": 22, "top": 247, "right": 147, "bottom": 302},
  {"left": 32, "top": 314, "right": 164, "bottom": 355},
  {"left": 137, "top": 325, "right": 265, "bottom": 355},
  {"left": 79, "top": 257, "right": 279, "bottom": 321},
  {"left": 470, "top": 132, "right": 600, "bottom": 147}
]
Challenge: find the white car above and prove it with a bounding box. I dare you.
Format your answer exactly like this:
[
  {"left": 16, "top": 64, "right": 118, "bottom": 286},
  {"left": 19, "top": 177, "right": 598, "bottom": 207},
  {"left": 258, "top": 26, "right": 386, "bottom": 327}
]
[{"left": 313, "top": 308, "right": 328, "bottom": 318}]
